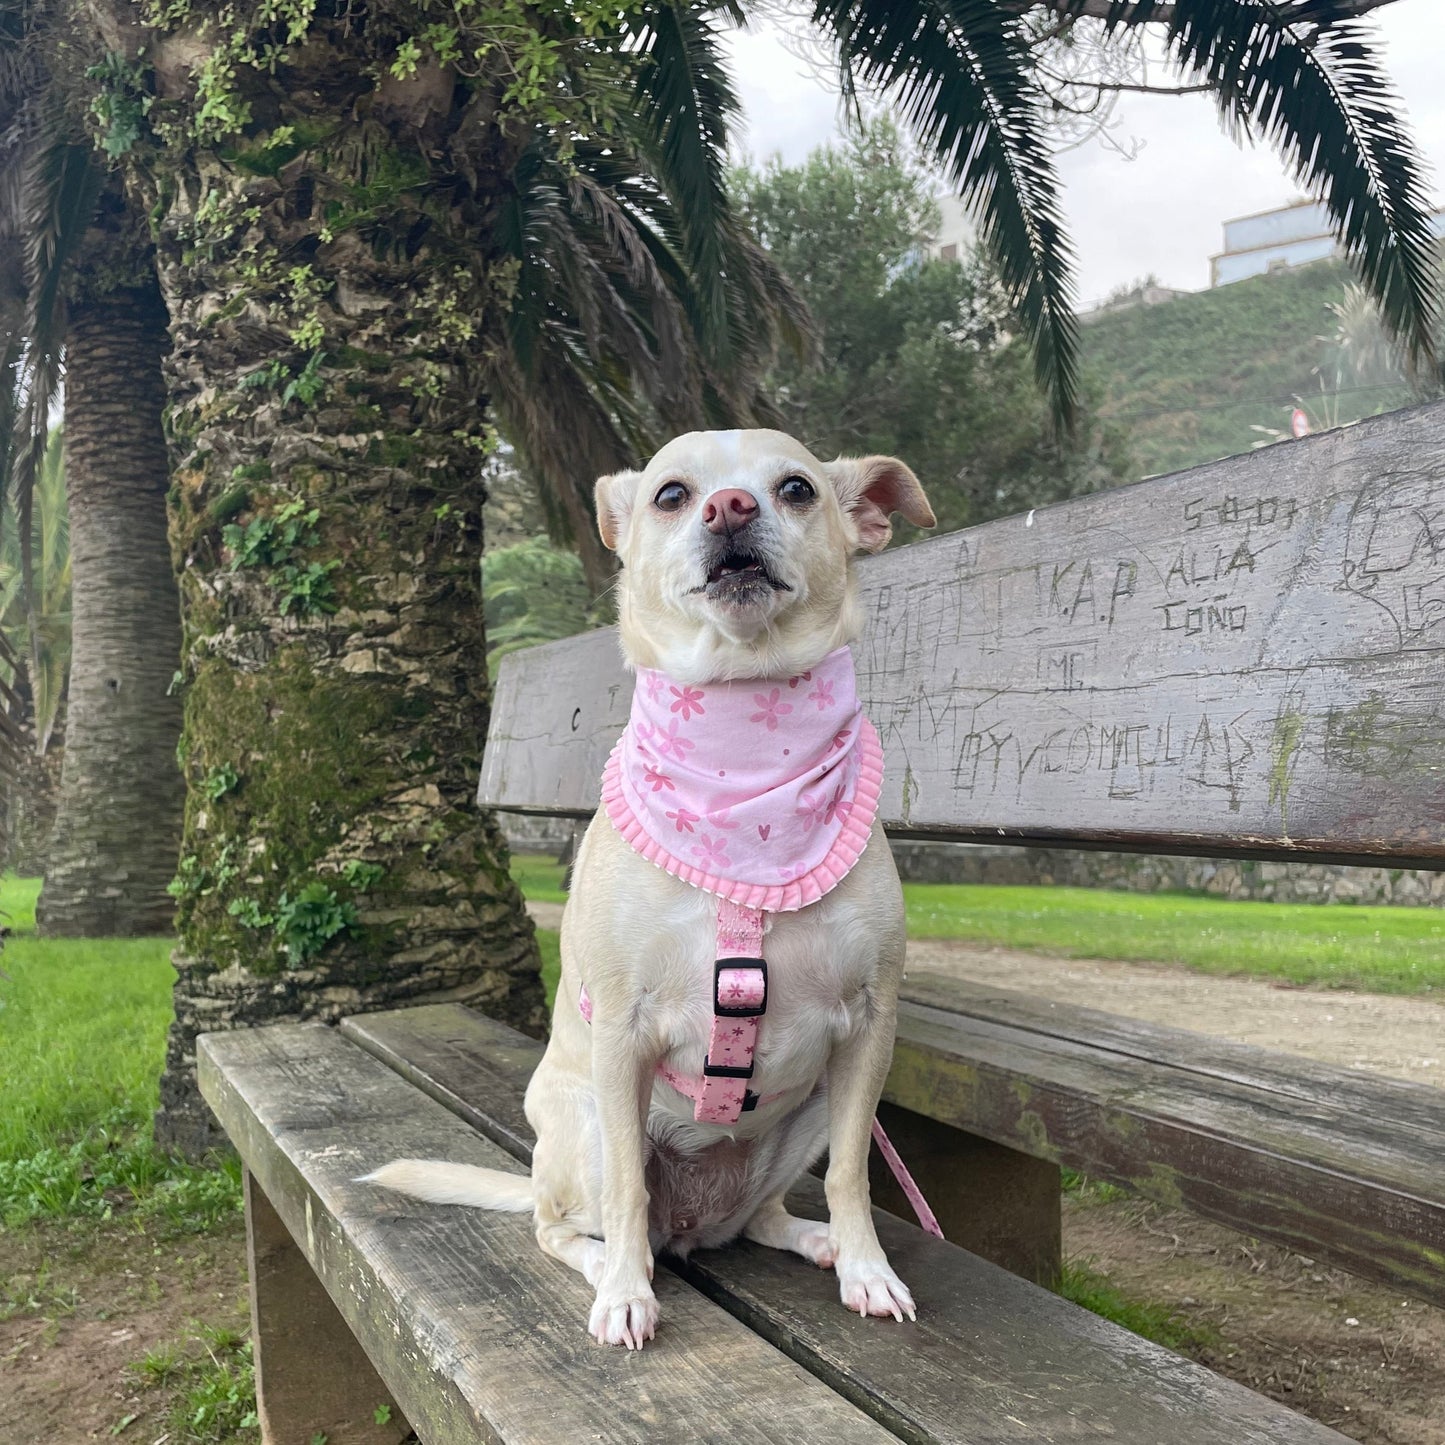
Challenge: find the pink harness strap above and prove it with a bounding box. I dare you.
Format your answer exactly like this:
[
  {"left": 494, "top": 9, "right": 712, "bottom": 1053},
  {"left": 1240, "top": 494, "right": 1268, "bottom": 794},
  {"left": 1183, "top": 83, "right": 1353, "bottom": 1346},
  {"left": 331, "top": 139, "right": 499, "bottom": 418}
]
[
  {"left": 576, "top": 894, "right": 943, "bottom": 1239},
  {"left": 695, "top": 899, "right": 769, "bottom": 1124}
]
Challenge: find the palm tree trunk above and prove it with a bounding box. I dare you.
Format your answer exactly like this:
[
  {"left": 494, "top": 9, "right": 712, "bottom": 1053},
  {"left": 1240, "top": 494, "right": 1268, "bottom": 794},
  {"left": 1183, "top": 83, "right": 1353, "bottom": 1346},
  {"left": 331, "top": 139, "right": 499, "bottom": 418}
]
[
  {"left": 37, "top": 285, "right": 184, "bottom": 936},
  {"left": 154, "top": 303, "right": 548, "bottom": 1153},
  {"left": 125, "top": 43, "right": 548, "bottom": 1158}
]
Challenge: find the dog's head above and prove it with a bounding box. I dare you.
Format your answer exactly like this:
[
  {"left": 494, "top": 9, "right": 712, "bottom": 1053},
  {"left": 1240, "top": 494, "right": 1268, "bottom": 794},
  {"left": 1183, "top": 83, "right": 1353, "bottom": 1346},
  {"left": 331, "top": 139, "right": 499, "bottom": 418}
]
[{"left": 595, "top": 429, "right": 934, "bottom": 681}]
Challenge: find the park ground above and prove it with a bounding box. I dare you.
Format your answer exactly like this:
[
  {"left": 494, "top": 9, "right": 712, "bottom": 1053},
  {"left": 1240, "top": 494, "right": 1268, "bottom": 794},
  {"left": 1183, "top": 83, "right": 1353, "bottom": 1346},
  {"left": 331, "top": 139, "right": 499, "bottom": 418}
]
[{"left": 2, "top": 866, "right": 1444, "bottom": 1443}]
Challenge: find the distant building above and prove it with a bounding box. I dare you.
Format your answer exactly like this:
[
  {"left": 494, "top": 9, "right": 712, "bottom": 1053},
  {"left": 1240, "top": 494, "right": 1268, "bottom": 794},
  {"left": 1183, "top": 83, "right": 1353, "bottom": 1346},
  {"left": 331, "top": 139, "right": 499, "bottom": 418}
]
[
  {"left": 1079, "top": 279, "right": 1190, "bottom": 324},
  {"left": 919, "top": 194, "right": 977, "bottom": 264},
  {"left": 1210, "top": 198, "right": 1445, "bottom": 287}
]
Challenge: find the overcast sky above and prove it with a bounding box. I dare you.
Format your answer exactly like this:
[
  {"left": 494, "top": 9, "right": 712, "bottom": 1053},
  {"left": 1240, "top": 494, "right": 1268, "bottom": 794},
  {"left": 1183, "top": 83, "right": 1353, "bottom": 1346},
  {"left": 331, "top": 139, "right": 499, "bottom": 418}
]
[{"left": 722, "top": 1, "right": 1445, "bottom": 308}]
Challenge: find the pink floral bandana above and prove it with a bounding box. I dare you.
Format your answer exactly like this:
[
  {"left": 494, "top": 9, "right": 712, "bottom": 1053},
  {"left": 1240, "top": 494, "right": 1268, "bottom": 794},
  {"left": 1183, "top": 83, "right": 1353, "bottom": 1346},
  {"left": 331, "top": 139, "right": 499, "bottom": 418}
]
[{"left": 601, "top": 646, "right": 884, "bottom": 912}]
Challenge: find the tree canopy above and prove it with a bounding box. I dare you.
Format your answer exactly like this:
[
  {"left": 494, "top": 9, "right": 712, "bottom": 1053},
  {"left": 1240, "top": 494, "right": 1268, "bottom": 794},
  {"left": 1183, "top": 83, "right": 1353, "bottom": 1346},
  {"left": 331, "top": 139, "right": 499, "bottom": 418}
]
[{"left": 735, "top": 122, "right": 1135, "bottom": 534}]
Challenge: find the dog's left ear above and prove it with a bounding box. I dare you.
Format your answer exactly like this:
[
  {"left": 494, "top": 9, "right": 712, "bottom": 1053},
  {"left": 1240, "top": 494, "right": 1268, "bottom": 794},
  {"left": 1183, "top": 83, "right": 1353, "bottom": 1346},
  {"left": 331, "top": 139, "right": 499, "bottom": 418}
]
[
  {"left": 824, "top": 455, "right": 936, "bottom": 554},
  {"left": 595, "top": 469, "right": 643, "bottom": 552}
]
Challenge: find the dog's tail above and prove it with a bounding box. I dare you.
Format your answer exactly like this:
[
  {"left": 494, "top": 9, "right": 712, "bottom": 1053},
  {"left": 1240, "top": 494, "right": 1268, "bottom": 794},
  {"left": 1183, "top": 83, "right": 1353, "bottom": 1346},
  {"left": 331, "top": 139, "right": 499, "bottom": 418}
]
[{"left": 360, "top": 1160, "right": 534, "bottom": 1212}]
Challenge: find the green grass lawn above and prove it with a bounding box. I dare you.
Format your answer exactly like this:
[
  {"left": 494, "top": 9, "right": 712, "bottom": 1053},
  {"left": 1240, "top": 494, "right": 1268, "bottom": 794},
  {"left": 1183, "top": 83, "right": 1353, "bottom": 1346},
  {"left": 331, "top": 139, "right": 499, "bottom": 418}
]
[
  {"left": 905, "top": 882, "right": 1445, "bottom": 994},
  {"left": 509, "top": 852, "right": 569, "bottom": 906},
  {"left": 0, "top": 874, "right": 240, "bottom": 1231},
  {"left": 511, "top": 855, "right": 1445, "bottom": 996}
]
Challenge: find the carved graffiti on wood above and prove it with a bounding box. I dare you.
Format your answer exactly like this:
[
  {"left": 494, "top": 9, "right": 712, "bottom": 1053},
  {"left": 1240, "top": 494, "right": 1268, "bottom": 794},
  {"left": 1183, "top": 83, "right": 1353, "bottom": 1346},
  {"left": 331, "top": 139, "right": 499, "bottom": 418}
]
[{"left": 481, "top": 405, "right": 1445, "bottom": 863}]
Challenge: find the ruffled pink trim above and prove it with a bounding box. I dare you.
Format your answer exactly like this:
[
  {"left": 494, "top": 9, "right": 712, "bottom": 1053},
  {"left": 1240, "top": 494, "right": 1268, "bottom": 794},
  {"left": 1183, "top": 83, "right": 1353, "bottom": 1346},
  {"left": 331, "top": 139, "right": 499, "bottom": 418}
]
[{"left": 602, "top": 718, "right": 884, "bottom": 913}]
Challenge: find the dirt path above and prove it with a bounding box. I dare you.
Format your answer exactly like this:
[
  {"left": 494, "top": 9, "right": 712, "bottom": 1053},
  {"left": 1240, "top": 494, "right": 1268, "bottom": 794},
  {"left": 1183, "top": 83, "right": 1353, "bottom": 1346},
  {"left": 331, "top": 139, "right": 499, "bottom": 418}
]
[
  {"left": 903, "top": 938, "right": 1445, "bottom": 1086},
  {"left": 0, "top": 1220, "right": 249, "bottom": 1444}
]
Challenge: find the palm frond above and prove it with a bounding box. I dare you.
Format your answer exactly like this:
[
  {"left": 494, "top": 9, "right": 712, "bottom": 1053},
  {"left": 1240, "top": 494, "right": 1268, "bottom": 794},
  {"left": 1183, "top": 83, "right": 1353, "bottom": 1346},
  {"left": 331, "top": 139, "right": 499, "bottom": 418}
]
[
  {"left": 1095, "top": 0, "right": 1439, "bottom": 373},
  {"left": 486, "top": 120, "right": 811, "bottom": 586},
  {"left": 807, "top": 0, "right": 1079, "bottom": 425},
  {"left": 620, "top": 2, "right": 741, "bottom": 356}
]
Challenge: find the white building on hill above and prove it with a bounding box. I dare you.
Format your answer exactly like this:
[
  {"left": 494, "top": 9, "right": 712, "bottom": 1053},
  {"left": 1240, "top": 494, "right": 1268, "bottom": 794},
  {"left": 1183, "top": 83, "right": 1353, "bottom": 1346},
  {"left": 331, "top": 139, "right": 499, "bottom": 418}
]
[{"left": 1211, "top": 198, "right": 1445, "bottom": 287}]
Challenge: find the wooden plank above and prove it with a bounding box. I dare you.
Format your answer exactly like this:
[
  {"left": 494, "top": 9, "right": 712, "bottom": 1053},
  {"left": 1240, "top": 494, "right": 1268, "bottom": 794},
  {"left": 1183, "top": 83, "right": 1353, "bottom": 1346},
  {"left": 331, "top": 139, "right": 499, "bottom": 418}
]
[
  {"left": 244, "top": 1169, "right": 410, "bottom": 1445},
  {"left": 885, "top": 1001, "right": 1445, "bottom": 1307},
  {"left": 480, "top": 402, "right": 1445, "bottom": 864},
  {"left": 343, "top": 1004, "right": 1351, "bottom": 1444},
  {"left": 198, "top": 1023, "right": 896, "bottom": 1445},
  {"left": 899, "top": 973, "right": 1445, "bottom": 1147}
]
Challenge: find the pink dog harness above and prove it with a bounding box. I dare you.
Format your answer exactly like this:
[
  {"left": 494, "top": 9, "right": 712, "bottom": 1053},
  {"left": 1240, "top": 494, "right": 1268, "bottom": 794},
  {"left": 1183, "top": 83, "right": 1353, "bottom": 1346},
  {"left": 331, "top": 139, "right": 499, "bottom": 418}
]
[{"left": 585, "top": 645, "right": 942, "bottom": 1238}]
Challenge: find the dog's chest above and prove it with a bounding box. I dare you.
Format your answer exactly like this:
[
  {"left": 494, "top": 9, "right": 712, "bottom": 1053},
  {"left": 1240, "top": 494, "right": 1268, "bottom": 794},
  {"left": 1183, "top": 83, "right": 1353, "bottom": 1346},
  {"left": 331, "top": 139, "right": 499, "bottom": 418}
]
[{"left": 642, "top": 880, "right": 880, "bottom": 1095}]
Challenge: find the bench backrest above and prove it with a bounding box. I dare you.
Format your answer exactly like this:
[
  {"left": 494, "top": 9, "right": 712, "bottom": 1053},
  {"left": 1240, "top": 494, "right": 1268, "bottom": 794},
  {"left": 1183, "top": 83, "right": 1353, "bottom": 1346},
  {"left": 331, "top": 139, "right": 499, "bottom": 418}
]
[{"left": 480, "top": 402, "right": 1445, "bottom": 866}]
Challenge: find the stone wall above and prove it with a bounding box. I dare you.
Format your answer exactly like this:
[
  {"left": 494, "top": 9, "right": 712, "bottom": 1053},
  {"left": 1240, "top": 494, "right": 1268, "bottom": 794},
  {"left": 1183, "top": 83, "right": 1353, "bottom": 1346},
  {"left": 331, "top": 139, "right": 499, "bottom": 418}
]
[
  {"left": 502, "top": 813, "right": 576, "bottom": 859},
  {"left": 889, "top": 842, "right": 1445, "bottom": 907}
]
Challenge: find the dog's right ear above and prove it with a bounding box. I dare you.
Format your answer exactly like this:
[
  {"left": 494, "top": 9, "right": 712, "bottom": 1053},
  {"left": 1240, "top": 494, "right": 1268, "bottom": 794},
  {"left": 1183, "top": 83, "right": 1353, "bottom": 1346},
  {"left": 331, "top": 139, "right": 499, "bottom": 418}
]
[{"left": 595, "top": 469, "right": 643, "bottom": 552}]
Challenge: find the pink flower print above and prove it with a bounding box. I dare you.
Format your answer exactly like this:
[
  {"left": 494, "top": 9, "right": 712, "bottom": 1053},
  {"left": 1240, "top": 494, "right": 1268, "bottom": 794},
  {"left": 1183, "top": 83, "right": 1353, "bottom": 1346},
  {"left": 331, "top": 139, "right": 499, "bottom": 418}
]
[
  {"left": 831, "top": 726, "right": 853, "bottom": 753},
  {"left": 635, "top": 721, "right": 654, "bottom": 746},
  {"left": 642, "top": 765, "right": 675, "bottom": 793},
  {"left": 750, "top": 688, "right": 794, "bottom": 731},
  {"left": 692, "top": 834, "right": 731, "bottom": 868},
  {"left": 808, "top": 678, "right": 836, "bottom": 711},
  {"left": 823, "top": 783, "right": 852, "bottom": 827},
  {"left": 669, "top": 684, "right": 705, "bottom": 721},
  {"left": 643, "top": 673, "right": 665, "bottom": 702},
  {"left": 665, "top": 806, "right": 700, "bottom": 833},
  {"left": 797, "top": 788, "right": 830, "bottom": 833},
  {"left": 653, "top": 718, "right": 695, "bottom": 762},
  {"left": 777, "top": 861, "right": 811, "bottom": 882},
  {"left": 705, "top": 807, "right": 739, "bottom": 831},
  {"left": 787, "top": 670, "right": 813, "bottom": 689}
]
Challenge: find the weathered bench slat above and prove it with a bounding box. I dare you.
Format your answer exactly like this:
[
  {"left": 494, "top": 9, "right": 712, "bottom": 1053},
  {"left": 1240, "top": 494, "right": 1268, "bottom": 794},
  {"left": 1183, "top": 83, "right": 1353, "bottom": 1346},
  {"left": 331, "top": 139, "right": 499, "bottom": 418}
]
[
  {"left": 900, "top": 974, "right": 1445, "bottom": 1147},
  {"left": 886, "top": 997, "right": 1445, "bottom": 1306},
  {"left": 481, "top": 403, "right": 1445, "bottom": 865},
  {"left": 342, "top": 1004, "right": 1350, "bottom": 1444},
  {"left": 198, "top": 1023, "right": 897, "bottom": 1445}
]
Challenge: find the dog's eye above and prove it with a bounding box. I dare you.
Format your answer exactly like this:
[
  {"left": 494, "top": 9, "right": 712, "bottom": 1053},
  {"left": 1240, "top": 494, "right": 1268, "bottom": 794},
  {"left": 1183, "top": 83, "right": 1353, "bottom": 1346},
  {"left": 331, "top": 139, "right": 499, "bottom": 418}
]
[
  {"left": 778, "top": 476, "right": 816, "bottom": 506},
  {"left": 653, "top": 481, "right": 690, "bottom": 512}
]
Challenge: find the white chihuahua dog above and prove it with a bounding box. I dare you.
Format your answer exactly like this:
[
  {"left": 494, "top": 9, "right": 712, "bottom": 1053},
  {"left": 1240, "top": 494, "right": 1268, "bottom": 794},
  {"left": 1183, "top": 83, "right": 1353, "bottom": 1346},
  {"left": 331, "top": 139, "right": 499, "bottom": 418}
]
[{"left": 369, "top": 429, "right": 935, "bottom": 1349}]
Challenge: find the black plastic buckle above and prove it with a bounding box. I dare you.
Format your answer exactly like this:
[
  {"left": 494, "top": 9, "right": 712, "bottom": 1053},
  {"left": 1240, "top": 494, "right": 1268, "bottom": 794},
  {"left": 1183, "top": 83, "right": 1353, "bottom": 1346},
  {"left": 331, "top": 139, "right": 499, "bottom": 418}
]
[
  {"left": 713, "top": 957, "right": 768, "bottom": 1017},
  {"left": 741, "top": 1091, "right": 760, "bottom": 1112},
  {"left": 703, "top": 1060, "right": 755, "bottom": 1080}
]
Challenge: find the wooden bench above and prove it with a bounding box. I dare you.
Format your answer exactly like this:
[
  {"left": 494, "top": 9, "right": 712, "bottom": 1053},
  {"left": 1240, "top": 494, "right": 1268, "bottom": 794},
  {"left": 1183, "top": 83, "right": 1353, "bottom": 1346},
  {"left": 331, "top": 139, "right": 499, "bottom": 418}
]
[
  {"left": 205, "top": 403, "right": 1444, "bottom": 1441},
  {"left": 878, "top": 974, "right": 1445, "bottom": 1306},
  {"left": 200, "top": 1004, "right": 1354, "bottom": 1443}
]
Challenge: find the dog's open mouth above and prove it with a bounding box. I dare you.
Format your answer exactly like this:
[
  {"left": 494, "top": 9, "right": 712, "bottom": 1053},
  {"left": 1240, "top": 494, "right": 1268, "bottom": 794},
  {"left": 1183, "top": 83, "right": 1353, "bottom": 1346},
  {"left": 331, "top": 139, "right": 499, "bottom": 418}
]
[{"left": 699, "top": 547, "right": 790, "bottom": 602}]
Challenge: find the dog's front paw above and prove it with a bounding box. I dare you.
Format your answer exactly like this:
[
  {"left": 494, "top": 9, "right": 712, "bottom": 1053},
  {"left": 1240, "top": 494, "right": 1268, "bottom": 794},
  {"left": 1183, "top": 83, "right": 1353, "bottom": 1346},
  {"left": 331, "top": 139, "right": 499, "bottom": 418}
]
[
  {"left": 588, "top": 1282, "right": 659, "bottom": 1350},
  {"left": 836, "top": 1256, "right": 916, "bottom": 1322}
]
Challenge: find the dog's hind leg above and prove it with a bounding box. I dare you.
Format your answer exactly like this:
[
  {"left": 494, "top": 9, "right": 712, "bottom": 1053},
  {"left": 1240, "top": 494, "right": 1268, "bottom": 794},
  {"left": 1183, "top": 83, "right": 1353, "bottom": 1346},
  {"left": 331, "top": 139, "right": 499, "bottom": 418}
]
[
  {"left": 743, "top": 1193, "right": 835, "bottom": 1268},
  {"left": 535, "top": 1209, "right": 606, "bottom": 1286}
]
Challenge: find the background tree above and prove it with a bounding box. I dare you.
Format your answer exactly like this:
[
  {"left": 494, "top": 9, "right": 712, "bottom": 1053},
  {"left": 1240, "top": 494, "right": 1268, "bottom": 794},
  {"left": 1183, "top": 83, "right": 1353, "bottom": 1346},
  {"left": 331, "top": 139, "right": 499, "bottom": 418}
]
[
  {"left": 0, "top": 628, "right": 23, "bottom": 886},
  {"left": 68, "top": 0, "right": 813, "bottom": 1154},
  {"left": 1, "top": 0, "right": 183, "bottom": 936},
  {"left": 0, "top": 431, "right": 69, "bottom": 773},
  {"left": 483, "top": 536, "right": 594, "bottom": 678},
  {"left": 736, "top": 122, "right": 1134, "bottom": 533}
]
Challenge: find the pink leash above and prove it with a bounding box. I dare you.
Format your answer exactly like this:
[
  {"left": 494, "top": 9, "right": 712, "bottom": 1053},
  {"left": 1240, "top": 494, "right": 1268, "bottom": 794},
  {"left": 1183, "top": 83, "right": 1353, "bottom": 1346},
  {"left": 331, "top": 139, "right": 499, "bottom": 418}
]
[
  {"left": 579, "top": 898, "right": 944, "bottom": 1240},
  {"left": 870, "top": 1116, "right": 943, "bottom": 1238}
]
